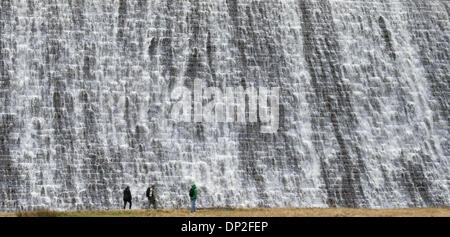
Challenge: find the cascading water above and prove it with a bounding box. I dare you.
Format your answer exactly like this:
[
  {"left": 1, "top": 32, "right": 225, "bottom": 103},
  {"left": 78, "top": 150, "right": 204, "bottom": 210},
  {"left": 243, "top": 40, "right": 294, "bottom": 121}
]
[{"left": 0, "top": 0, "right": 448, "bottom": 211}]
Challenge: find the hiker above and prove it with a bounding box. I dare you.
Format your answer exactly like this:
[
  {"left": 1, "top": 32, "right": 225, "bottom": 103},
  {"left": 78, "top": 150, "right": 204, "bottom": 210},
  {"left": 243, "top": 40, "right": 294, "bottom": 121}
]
[
  {"left": 146, "top": 186, "right": 151, "bottom": 208},
  {"left": 146, "top": 184, "right": 157, "bottom": 209},
  {"left": 123, "top": 186, "right": 132, "bottom": 209},
  {"left": 189, "top": 184, "right": 197, "bottom": 212}
]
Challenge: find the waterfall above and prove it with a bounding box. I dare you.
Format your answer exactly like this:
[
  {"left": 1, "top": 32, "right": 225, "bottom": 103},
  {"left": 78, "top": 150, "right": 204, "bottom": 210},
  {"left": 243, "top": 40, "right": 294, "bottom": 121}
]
[{"left": 0, "top": 0, "right": 448, "bottom": 211}]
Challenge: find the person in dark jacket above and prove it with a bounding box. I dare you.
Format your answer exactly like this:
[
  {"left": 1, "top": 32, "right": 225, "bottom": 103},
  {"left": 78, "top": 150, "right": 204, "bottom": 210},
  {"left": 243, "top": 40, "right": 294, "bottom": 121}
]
[
  {"left": 146, "top": 184, "right": 157, "bottom": 209},
  {"left": 123, "top": 186, "right": 132, "bottom": 209},
  {"left": 189, "top": 184, "right": 197, "bottom": 213},
  {"left": 146, "top": 186, "right": 151, "bottom": 208}
]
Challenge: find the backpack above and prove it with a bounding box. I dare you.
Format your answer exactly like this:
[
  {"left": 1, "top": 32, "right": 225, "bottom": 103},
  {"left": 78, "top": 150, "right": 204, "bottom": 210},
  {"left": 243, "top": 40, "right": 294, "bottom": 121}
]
[{"left": 189, "top": 188, "right": 195, "bottom": 197}]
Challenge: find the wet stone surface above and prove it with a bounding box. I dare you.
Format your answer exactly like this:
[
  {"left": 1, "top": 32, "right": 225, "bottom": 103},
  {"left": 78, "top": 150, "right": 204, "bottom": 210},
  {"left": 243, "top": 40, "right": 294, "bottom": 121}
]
[{"left": 0, "top": 0, "right": 448, "bottom": 211}]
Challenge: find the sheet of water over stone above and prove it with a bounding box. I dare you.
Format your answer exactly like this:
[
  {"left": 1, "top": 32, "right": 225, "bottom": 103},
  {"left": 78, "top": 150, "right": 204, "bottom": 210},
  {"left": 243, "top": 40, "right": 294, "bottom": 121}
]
[{"left": 0, "top": 0, "right": 448, "bottom": 211}]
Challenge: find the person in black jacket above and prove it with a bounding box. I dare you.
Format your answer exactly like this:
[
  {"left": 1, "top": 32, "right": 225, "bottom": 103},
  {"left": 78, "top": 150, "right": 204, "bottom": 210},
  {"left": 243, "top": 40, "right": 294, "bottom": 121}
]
[
  {"left": 123, "top": 186, "right": 132, "bottom": 209},
  {"left": 145, "top": 186, "right": 151, "bottom": 209},
  {"left": 146, "top": 184, "right": 157, "bottom": 209}
]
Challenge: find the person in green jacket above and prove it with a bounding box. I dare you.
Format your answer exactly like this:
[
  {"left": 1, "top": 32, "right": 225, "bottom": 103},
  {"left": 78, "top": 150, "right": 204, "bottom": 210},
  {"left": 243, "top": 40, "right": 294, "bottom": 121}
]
[{"left": 189, "top": 184, "right": 197, "bottom": 212}]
